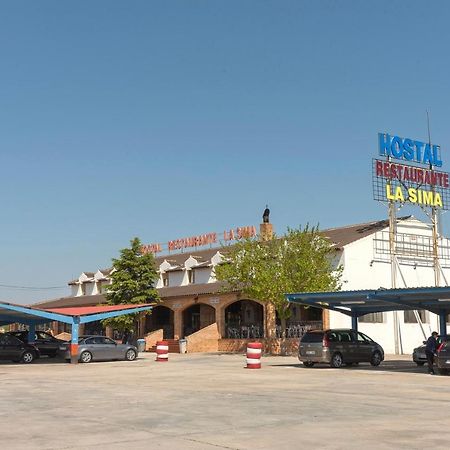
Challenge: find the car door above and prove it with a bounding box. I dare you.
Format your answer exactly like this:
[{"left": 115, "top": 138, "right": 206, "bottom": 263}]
[
  {"left": 102, "top": 337, "right": 120, "bottom": 359},
  {"left": 338, "top": 330, "right": 358, "bottom": 362},
  {"left": 3, "top": 335, "right": 23, "bottom": 360},
  {"left": 91, "top": 337, "right": 116, "bottom": 360},
  {"left": 355, "top": 332, "right": 374, "bottom": 362},
  {"left": 36, "top": 331, "right": 57, "bottom": 355}
]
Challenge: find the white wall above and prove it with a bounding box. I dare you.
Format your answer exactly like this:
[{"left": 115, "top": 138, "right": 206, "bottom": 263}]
[
  {"left": 195, "top": 268, "right": 211, "bottom": 284},
  {"left": 330, "top": 218, "right": 449, "bottom": 354}
]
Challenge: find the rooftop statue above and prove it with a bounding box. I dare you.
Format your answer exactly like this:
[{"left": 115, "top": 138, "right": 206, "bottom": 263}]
[{"left": 263, "top": 205, "right": 270, "bottom": 223}]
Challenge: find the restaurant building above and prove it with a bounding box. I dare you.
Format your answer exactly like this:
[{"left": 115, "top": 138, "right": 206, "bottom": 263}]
[{"left": 34, "top": 215, "right": 450, "bottom": 354}]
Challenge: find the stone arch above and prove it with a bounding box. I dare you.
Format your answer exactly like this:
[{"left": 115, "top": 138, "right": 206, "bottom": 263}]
[
  {"left": 182, "top": 302, "right": 216, "bottom": 337},
  {"left": 224, "top": 299, "right": 264, "bottom": 338},
  {"left": 145, "top": 305, "right": 174, "bottom": 339}
]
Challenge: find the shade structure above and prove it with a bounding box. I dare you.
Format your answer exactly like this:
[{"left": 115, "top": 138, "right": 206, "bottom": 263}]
[
  {"left": 0, "top": 301, "right": 154, "bottom": 363},
  {"left": 286, "top": 286, "right": 450, "bottom": 335}
]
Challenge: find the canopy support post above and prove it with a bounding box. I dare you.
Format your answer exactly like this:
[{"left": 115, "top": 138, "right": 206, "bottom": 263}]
[
  {"left": 28, "top": 323, "right": 36, "bottom": 343},
  {"left": 70, "top": 318, "right": 80, "bottom": 364},
  {"left": 439, "top": 311, "right": 447, "bottom": 336},
  {"left": 351, "top": 313, "right": 358, "bottom": 331}
]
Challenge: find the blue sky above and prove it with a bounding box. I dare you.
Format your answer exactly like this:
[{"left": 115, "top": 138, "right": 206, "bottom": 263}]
[{"left": 1, "top": 1, "right": 450, "bottom": 303}]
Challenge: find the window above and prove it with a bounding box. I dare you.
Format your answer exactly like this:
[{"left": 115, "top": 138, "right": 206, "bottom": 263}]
[
  {"left": 301, "top": 332, "right": 324, "bottom": 343},
  {"left": 404, "top": 310, "right": 427, "bottom": 323},
  {"left": 338, "top": 331, "right": 353, "bottom": 342},
  {"left": 358, "top": 312, "right": 384, "bottom": 323},
  {"left": 97, "top": 282, "right": 103, "bottom": 293},
  {"left": 162, "top": 272, "right": 169, "bottom": 287},
  {"left": 188, "top": 269, "right": 195, "bottom": 284},
  {"left": 356, "top": 332, "right": 373, "bottom": 342},
  {"left": 81, "top": 283, "right": 86, "bottom": 296}
]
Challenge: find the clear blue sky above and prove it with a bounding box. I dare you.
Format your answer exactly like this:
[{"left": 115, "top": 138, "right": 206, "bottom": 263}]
[{"left": 1, "top": 1, "right": 450, "bottom": 303}]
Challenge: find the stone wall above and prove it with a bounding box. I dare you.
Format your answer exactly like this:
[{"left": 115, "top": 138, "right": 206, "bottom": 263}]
[
  {"left": 144, "top": 328, "right": 163, "bottom": 351},
  {"left": 186, "top": 323, "right": 220, "bottom": 352}
]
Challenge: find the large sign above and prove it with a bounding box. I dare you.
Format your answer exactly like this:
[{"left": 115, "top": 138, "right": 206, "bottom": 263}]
[
  {"left": 373, "top": 133, "right": 450, "bottom": 210},
  {"left": 141, "top": 225, "right": 257, "bottom": 255}
]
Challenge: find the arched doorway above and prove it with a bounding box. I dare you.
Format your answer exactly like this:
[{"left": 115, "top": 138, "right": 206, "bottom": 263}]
[
  {"left": 225, "top": 300, "right": 264, "bottom": 338},
  {"left": 145, "top": 305, "right": 174, "bottom": 339},
  {"left": 183, "top": 303, "right": 216, "bottom": 337}
]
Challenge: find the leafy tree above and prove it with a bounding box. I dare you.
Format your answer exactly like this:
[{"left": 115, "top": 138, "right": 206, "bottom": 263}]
[
  {"left": 215, "top": 226, "right": 342, "bottom": 338},
  {"left": 102, "top": 237, "right": 160, "bottom": 334}
]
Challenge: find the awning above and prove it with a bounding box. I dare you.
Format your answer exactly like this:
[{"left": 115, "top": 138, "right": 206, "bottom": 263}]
[{"left": 285, "top": 286, "right": 450, "bottom": 317}]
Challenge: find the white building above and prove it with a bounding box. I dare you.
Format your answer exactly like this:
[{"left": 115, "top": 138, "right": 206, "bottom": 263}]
[{"left": 328, "top": 216, "right": 450, "bottom": 354}]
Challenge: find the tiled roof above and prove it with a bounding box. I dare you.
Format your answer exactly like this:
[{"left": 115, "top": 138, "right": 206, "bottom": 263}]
[
  {"left": 33, "top": 282, "right": 232, "bottom": 308},
  {"left": 322, "top": 216, "right": 411, "bottom": 248},
  {"left": 67, "top": 217, "right": 412, "bottom": 285}
]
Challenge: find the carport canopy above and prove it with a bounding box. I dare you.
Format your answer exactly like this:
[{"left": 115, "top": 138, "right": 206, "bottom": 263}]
[
  {"left": 286, "top": 286, "right": 450, "bottom": 335},
  {"left": 0, "top": 302, "right": 154, "bottom": 363}
]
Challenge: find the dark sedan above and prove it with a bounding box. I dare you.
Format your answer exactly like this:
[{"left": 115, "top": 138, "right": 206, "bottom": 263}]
[
  {"left": 412, "top": 335, "right": 450, "bottom": 366},
  {"left": 436, "top": 339, "right": 450, "bottom": 374},
  {"left": 8, "top": 330, "right": 66, "bottom": 358},
  {"left": 0, "top": 333, "right": 40, "bottom": 363}
]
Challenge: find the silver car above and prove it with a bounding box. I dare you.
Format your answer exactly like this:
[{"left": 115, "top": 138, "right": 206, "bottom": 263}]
[{"left": 62, "top": 335, "right": 138, "bottom": 363}]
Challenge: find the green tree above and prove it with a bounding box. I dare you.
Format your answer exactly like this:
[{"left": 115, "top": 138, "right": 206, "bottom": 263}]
[
  {"left": 102, "top": 237, "right": 160, "bottom": 334},
  {"left": 215, "top": 226, "right": 342, "bottom": 338}
]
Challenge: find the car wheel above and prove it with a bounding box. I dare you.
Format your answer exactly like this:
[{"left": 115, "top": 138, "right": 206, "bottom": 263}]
[
  {"left": 80, "top": 351, "right": 92, "bottom": 363},
  {"left": 21, "top": 351, "right": 35, "bottom": 364},
  {"left": 330, "top": 353, "right": 344, "bottom": 368},
  {"left": 303, "top": 361, "right": 314, "bottom": 368},
  {"left": 415, "top": 362, "right": 425, "bottom": 366},
  {"left": 125, "top": 349, "right": 137, "bottom": 361},
  {"left": 370, "top": 351, "right": 382, "bottom": 367}
]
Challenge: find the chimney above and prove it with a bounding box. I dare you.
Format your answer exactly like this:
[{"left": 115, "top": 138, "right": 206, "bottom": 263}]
[{"left": 260, "top": 205, "right": 274, "bottom": 241}]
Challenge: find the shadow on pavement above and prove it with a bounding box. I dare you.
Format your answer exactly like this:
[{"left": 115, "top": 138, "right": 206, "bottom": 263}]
[{"left": 268, "top": 359, "right": 450, "bottom": 375}]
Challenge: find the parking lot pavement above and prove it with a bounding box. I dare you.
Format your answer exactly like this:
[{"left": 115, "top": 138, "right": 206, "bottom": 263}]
[{"left": 1, "top": 353, "right": 449, "bottom": 450}]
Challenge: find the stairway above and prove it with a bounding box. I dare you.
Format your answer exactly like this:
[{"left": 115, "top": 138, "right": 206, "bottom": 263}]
[{"left": 148, "top": 339, "right": 180, "bottom": 353}]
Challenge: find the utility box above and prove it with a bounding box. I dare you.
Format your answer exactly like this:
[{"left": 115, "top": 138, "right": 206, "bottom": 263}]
[
  {"left": 137, "top": 338, "right": 146, "bottom": 353},
  {"left": 179, "top": 338, "right": 187, "bottom": 354}
]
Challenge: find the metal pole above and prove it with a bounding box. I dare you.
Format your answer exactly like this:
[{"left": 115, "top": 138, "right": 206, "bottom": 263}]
[
  {"left": 70, "top": 318, "right": 80, "bottom": 364},
  {"left": 388, "top": 183, "right": 400, "bottom": 354},
  {"left": 351, "top": 313, "right": 358, "bottom": 331},
  {"left": 439, "top": 311, "right": 447, "bottom": 336}
]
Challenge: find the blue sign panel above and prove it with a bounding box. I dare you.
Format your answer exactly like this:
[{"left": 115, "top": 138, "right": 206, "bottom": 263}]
[{"left": 378, "top": 133, "right": 442, "bottom": 167}]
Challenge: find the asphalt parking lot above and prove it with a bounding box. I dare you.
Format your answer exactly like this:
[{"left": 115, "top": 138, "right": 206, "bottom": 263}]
[{"left": 0, "top": 353, "right": 449, "bottom": 450}]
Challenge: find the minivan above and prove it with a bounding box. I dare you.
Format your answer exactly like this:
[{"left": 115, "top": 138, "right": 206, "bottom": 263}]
[{"left": 298, "top": 329, "right": 384, "bottom": 368}]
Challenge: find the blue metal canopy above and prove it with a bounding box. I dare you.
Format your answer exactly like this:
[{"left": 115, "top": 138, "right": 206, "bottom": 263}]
[
  {"left": 0, "top": 301, "right": 153, "bottom": 364},
  {"left": 286, "top": 286, "right": 450, "bottom": 334}
]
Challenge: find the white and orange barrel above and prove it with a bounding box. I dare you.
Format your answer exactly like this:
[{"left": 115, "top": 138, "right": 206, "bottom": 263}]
[
  {"left": 156, "top": 340, "right": 169, "bottom": 362},
  {"left": 246, "top": 342, "right": 262, "bottom": 369}
]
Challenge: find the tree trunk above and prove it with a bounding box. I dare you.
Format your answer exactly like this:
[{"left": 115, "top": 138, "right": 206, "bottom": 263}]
[{"left": 280, "top": 316, "right": 287, "bottom": 356}]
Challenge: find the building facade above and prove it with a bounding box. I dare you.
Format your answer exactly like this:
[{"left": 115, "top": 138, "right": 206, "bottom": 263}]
[{"left": 34, "top": 216, "right": 450, "bottom": 354}]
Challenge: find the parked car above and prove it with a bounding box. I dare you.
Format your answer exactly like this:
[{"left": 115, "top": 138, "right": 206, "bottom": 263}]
[
  {"left": 61, "top": 335, "right": 138, "bottom": 363},
  {"left": 435, "top": 338, "right": 450, "bottom": 375},
  {"left": 8, "top": 330, "right": 66, "bottom": 358},
  {"left": 412, "top": 335, "right": 450, "bottom": 366},
  {"left": 298, "top": 329, "right": 384, "bottom": 368},
  {"left": 0, "top": 333, "right": 40, "bottom": 363}
]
